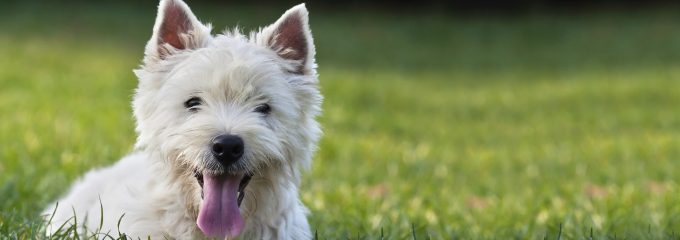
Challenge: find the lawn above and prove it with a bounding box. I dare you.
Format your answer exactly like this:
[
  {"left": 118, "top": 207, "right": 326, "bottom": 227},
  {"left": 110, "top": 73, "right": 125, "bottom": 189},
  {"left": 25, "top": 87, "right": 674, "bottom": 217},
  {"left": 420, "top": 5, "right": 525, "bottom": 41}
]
[{"left": 2, "top": 1, "right": 680, "bottom": 239}]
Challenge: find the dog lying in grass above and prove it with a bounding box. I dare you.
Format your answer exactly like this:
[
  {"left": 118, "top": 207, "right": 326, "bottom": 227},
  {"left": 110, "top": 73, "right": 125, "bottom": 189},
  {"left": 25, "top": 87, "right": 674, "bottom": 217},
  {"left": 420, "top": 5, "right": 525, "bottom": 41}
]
[{"left": 43, "top": 0, "right": 321, "bottom": 238}]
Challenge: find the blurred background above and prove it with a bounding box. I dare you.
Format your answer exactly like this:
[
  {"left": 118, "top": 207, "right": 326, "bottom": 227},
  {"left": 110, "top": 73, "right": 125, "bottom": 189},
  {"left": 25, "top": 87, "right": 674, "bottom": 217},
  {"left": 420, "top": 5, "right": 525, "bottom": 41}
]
[{"left": 1, "top": 0, "right": 680, "bottom": 238}]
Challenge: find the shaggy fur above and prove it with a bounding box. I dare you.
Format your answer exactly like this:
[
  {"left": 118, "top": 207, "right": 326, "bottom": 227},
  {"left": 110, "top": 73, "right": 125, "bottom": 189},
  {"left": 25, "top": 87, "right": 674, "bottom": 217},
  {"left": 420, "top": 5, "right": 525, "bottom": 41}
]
[{"left": 43, "top": 0, "right": 321, "bottom": 239}]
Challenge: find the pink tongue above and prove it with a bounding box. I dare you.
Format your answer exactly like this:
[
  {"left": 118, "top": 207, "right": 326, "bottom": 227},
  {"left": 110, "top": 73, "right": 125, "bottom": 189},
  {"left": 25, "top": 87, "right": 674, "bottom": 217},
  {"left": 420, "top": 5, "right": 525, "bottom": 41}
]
[{"left": 197, "top": 174, "right": 244, "bottom": 238}]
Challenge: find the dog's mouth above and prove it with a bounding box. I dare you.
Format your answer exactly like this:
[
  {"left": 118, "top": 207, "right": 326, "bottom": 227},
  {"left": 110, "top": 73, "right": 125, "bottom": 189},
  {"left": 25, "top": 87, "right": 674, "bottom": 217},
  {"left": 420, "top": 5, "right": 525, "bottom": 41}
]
[
  {"left": 193, "top": 170, "right": 252, "bottom": 238},
  {"left": 194, "top": 171, "right": 252, "bottom": 206}
]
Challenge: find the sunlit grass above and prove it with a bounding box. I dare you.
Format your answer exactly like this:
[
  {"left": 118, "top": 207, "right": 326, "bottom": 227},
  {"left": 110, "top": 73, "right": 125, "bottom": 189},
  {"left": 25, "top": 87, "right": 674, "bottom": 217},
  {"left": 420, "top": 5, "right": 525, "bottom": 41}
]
[{"left": 2, "top": 2, "right": 680, "bottom": 238}]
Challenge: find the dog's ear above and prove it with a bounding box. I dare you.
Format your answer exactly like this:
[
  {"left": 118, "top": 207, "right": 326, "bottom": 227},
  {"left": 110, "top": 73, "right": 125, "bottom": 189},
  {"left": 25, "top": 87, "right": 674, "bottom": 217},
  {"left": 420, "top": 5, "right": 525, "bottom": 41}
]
[
  {"left": 257, "top": 4, "right": 316, "bottom": 75},
  {"left": 144, "top": 0, "right": 211, "bottom": 64}
]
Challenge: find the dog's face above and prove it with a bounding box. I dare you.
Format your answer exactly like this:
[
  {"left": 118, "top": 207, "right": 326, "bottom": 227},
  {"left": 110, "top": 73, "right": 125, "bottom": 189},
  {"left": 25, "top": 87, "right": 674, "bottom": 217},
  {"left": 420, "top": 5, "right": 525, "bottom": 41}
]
[{"left": 132, "top": 0, "right": 320, "bottom": 238}]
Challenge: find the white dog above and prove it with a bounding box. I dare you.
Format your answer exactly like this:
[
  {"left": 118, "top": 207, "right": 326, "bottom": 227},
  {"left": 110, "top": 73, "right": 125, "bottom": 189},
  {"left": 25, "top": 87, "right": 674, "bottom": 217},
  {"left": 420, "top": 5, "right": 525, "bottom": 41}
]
[{"left": 43, "top": 0, "right": 321, "bottom": 239}]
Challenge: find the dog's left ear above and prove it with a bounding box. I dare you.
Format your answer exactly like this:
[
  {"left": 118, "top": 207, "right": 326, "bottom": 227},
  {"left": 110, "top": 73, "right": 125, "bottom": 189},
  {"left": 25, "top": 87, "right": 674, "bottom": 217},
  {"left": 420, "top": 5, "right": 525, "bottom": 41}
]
[
  {"left": 257, "top": 4, "right": 316, "bottom": 75},
  {"left": 144, "top": 0, "right": 211, "bottom": 64}
]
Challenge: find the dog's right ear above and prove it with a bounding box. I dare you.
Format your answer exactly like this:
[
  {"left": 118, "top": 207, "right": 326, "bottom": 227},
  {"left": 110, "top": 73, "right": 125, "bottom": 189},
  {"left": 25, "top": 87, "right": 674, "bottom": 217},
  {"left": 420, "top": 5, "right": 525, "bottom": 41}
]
[{"left": 143, "top": 0, "right": 211, "bottom": 64}]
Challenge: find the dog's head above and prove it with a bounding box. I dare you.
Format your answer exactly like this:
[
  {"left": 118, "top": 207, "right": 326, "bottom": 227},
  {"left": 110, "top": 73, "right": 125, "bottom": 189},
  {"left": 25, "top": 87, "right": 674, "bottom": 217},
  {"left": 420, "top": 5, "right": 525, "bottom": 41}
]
[{"left": 132, "top": 0, "right": 321, "bottom": 238}]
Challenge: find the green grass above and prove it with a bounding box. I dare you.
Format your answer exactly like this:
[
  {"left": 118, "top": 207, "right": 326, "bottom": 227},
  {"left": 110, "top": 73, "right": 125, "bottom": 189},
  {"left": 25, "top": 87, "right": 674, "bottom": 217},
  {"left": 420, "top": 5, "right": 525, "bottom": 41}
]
[{"left": 2, "top": 1, "right": 680, "bottom": 239}]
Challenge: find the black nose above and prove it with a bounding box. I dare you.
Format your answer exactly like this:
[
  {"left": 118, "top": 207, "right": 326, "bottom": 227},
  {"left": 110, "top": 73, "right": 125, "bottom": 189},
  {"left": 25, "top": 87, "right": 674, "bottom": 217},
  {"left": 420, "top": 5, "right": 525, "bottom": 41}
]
[{"left": 211, "top": 135, "right": 244, "bottom": 166}]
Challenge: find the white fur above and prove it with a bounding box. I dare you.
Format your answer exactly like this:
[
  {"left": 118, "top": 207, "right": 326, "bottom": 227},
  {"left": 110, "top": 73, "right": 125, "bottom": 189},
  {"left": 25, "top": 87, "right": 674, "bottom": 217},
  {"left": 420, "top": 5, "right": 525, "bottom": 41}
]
[{"left": 43, "top": 1, "right": 321, "bottom": 239}]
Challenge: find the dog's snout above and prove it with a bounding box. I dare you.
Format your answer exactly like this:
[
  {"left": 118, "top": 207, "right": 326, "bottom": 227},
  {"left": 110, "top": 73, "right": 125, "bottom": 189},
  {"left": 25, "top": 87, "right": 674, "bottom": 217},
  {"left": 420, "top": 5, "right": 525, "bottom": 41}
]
[{"left": 211, "top": 135, "right": 244, "bottom": 166}]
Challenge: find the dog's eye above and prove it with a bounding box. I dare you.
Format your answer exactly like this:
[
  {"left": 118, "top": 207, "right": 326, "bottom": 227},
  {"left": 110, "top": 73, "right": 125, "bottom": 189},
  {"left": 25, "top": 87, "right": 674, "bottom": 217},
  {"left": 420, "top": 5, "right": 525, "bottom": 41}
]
[
  {"left": 184, "top": 97, "right": 202, "bottom": 111},
  {"left": 254, "top": 104, "right": 271, "bottom": 115}
]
